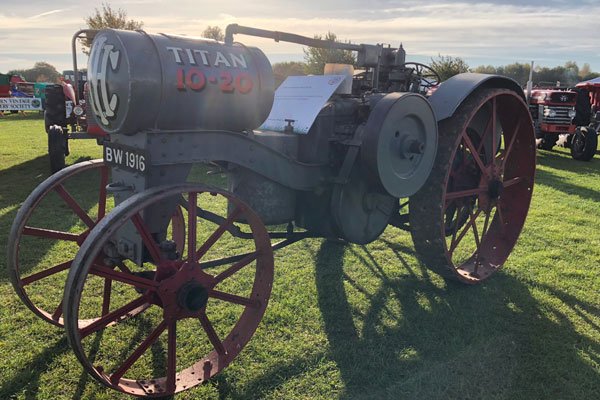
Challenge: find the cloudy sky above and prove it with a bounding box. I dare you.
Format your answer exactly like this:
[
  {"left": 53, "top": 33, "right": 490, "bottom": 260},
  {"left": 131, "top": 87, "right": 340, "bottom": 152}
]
[{"left": 1, "top": 0, "right": 599, "bottom": 74}]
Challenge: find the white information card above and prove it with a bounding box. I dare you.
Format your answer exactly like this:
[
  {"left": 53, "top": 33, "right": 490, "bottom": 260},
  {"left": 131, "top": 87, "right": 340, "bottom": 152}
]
[{"left": 259, "top": 75, "right": 346, "bottom": 134}]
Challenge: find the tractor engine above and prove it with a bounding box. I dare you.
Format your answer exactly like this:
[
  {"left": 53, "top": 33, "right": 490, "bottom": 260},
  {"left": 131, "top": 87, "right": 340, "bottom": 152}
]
[{"left": 88, "top": 29, "right": 438, "bottom": 245}]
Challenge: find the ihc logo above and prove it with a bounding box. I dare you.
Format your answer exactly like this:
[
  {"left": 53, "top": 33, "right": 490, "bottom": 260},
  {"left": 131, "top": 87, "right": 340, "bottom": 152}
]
[
  {"left": 89, "top": 36, "right": 120, "bottom": 125},
  {"left": 560, "top": 94, "right": 568, "bottom": 102}
]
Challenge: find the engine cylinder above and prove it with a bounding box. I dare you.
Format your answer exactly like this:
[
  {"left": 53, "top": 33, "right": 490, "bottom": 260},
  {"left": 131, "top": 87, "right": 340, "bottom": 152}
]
[{"left": 87, "top": 29, "right": 274, "bottom": 135}]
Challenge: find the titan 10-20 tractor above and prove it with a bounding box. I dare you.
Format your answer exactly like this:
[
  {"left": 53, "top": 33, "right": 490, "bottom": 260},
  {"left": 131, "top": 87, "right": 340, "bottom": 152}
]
[{"left": 8, "top": 25, "right": 536, "bottom": 397}]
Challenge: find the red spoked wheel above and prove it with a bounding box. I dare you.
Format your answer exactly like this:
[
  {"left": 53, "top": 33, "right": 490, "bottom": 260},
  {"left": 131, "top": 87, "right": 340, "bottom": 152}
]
[
  {"left": 7, "top": 160, "right": 184, "bottom": 327},
  {"left": 409, "top": 88, "right": 535, "bottom": 283},
  {"left": 63, "top": 184, "right": 273, "bottom": 397}
]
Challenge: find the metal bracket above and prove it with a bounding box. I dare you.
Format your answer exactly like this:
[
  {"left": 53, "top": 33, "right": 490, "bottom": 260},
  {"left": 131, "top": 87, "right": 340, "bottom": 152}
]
[{"left": 331, "top": 128, "right": 363, "bottom": 185}]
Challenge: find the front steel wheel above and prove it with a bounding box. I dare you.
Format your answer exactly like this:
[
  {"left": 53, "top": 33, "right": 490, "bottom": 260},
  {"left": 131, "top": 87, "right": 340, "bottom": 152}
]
[
  {"left": 63, "top": 184, "right": 273, "bottom": 397},
  {"left": 7, "top": 160, "right": 110, "bottom": 326},
  {"left": 7, "top": 160, "right": 184, "bottom": 327},
  {"left": 410, "top": 88, "right": 535, "bottom": 283}
]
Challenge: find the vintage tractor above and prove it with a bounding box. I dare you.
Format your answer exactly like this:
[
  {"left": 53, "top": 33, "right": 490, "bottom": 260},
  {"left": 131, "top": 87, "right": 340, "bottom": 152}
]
[
  {"left": 43, "top": 30, "right": 108, "bottom": 173},
  {"left": 528, "top": 83, "right": 597, "bottom": 160},
  {"left": 569, "top": 77, "right": 600, "bottom": 159},
  {"left": 7, "top": 25, "right": 535, "bottom": 397}
]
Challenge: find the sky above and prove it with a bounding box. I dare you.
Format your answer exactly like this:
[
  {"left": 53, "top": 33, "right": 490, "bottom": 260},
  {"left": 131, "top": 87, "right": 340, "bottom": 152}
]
[{"left": 1, "top": 0, "right": 599, "bottom": 75}]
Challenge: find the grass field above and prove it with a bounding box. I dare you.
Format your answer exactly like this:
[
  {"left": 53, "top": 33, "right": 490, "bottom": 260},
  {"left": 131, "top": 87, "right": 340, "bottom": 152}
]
[{"left": 1, "top": 112, "right": 600, "bottom": 399}]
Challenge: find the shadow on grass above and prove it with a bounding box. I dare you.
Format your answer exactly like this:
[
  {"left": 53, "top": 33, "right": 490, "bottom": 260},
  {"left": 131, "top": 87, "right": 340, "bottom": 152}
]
[
  {"left": 536, "top": 149, "right": 600, "bottom": 174},
  {"left": 534, "top": 168, "right": 600, "bottom": 202},
  {"left": 0, "top": 337, "right": 69, "bottom": 399},
  {"left": 308, "top": 240, "right": 600, "bottom": 399}
]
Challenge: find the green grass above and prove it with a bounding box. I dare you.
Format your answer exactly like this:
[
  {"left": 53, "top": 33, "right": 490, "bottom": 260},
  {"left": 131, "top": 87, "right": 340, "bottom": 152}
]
[{"left": 1, "top": 112, "right": 600, "bottom": 399}]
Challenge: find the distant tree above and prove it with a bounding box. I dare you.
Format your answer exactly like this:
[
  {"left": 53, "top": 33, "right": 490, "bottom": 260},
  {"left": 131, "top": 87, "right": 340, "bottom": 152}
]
[
  {"left": 273, "top": 61, "right": 306, "bottom": 87},
  {"left": 473, "top": 61, "right": 600, "bottom": 86},
  {"left": 473, "top": 65, "right": 498, "bottom": 75},
  {"left": 533, "top": 61, "right": 585, "bottom": 86},
  {"left": 202, "top": 26, "right": 224, "bottom": 41},
  {"left": 429, "top": 54, "right": 469, "bottom": 81},
  {"left": 303, "top": 32, "right": 356, "bottom": 75},
  {"left": 579, "top": 63, "right": 600, "bottom": 82},
  {"left": 502, "top": 62, "right": 531, "bottom": 86},
  {"left": 82, "top": 3, "right": 143, "bottom": 55},
  {"left": 7, "top": 62, "right": 61, "bottom": 83}
]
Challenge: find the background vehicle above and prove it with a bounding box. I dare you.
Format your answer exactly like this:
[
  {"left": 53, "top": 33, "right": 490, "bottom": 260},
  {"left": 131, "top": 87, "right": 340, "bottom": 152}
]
[
  {"left": 528, "top": 82, "right": 597, "bottom": 161},
  {"left": 43, "top": 30, "right": 107, "bottom": 172},
  {"left": 567, "top": 77, "right": 600, "bottom": 160},
  {"left": 528, "top": 84, "right": 577, "bottom": 150}
]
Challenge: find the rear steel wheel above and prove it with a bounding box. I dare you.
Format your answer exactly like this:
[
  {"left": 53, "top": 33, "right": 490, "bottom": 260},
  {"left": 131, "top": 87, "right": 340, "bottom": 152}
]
[
  {"left": 409, "top": 88, "right": 535, "bottom": 283},
  {"left": 64, "top": 184, "right": 273, "bottom": 397},
  {"left": 7, "top": 160, "right": 184, "bottom": 327}
]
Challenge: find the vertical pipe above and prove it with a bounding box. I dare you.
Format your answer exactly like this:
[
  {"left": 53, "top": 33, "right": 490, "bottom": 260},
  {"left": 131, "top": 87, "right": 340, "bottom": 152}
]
[{"left": 526, "top": 60, "right": 534, "bottom": 106}]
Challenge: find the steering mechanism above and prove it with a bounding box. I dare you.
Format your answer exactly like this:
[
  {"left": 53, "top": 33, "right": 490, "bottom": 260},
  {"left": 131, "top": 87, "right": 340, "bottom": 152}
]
[{"left": 400, "top": 62, "right": 441, "bottom": 93}]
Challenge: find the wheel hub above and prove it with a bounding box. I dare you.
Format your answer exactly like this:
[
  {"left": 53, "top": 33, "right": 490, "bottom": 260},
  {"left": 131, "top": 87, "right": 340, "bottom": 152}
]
[
  {"left": 177, "top": 281, "right": 208, "bottom": 311},
  {"left": 488, "top": 178, "right": 504, "bottom": 199},
  {"left": 157, "top": 262, "right": 216, "bottom": 320}
]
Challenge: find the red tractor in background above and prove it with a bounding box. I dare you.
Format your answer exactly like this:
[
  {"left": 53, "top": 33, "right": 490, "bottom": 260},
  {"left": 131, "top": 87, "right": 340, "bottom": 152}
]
[
  {"left": 572, "top": 77, "right": 600, "bottom": 158},
  {"left": 44, "top": 30, "right": 107, "bottom": 172},
  {"left": 528, "top": 82, "right": 597, "bottom": 161}
]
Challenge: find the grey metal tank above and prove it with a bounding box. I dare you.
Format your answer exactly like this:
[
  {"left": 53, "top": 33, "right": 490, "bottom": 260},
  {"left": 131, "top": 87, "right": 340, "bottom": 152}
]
[{"left": 87, "top": 29, "right": 274, "bottom": 134}]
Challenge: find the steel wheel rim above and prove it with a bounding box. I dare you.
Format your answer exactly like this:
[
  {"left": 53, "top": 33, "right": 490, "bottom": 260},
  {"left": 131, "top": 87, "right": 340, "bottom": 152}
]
[
  {"left": 441, "top": 90, "right": 535, "bottom": 283},
  {"left": 7, "top": 160, "right": 110, "bottom": 326},
  {"left": 64, "top": 184, "right": 274, "bottom": 397}
]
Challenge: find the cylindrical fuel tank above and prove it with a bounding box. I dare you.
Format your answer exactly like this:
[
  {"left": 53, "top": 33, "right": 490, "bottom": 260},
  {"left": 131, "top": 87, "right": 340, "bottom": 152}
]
[{"left": 87, "top": 29, "right": 274, "bottom": 134}]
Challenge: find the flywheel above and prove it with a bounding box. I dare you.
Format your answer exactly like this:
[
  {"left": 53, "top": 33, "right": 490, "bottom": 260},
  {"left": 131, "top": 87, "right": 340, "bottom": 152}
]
[{"left": 361, "top": 92, "right": 438, "bottom": 198}]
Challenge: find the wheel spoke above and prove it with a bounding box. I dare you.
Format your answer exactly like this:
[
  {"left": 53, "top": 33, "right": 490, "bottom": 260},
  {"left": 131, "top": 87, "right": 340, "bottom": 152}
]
[
  {"left": 503, "top": 176, "right": 523, "bottom": 188},
  {"left": 213, "top": 251, "right": 259, "bottom": 284},
  {"left": 491, "top": 97, "right": 497, "bottom": 156},
  {"left": 131, "top": 213, "right": 163, "bottom": 265},
  {"left": 167, "top": 321, "right": 177, "bottom": 392},
  {"left": 22, "top": 226, "right": 79, "bottom": 242},
  {"left": 470, "top": 209, "right": 481, "bottom": 248},
  {"left": 209, "top": 289, "right": 258, "bottom": 308},
  {"left": 470, "top": 208, "right": 481, "bottom": 273},
  {"left": 97, "top": 166, "right": 109, "bottom": 221},
  {"left": 54, "top": 184, "right": 95, "bottom": 228},
  {"left": 197, "top": 250, "right": 259, "bottom": 270},
  {"left": 110, "top": 320, "right": 168, "bottom": 384},
  {"left": 450, "top": 204, "right": 468, "bottom": 246},
  {"left": 476, "top": 116, "right": 494, "bottom": 154},
  {"left": 496, "top": 206, "right": 505, "bottom": 226},
  {"left": 79, "top": 296, "right": 149, "bottom": 339},
  {"left": 21, "top": 259, "right": 72, "bottom": 286},
  {"left": 196, "top": 206, "right": 245, "bottom": 260},
  {"left": 500, "top": 120, "right": 522, "bottom": 170},
  {"left": 480, "top": 207, "right": 492, "bottom": 242},
  {"left": 102, "top": 278, "right": 112, "bottom": 316},
  {"left": 199, "top": 312, "right": 226, "bottom": 355},
  {"left": 450, "top": 207, "right": 483, "bottom": 253},
  {"left": 116, "top": 261, "right": 132, "bottom": 274},
  {"left": 51, "top": 301, "right": 63, "bottom": 321},
  {"left": 90, "top": 264, "right": 159, "bottom": 291},
  {"left": 188, "top": 193, "right": 197, "bottom": 262},
  {"left": 445, "top": 187, "right": 485, "bottom": 201},
  {"left": 461, "top": 132, "right": 487, "bottom": 172}
]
